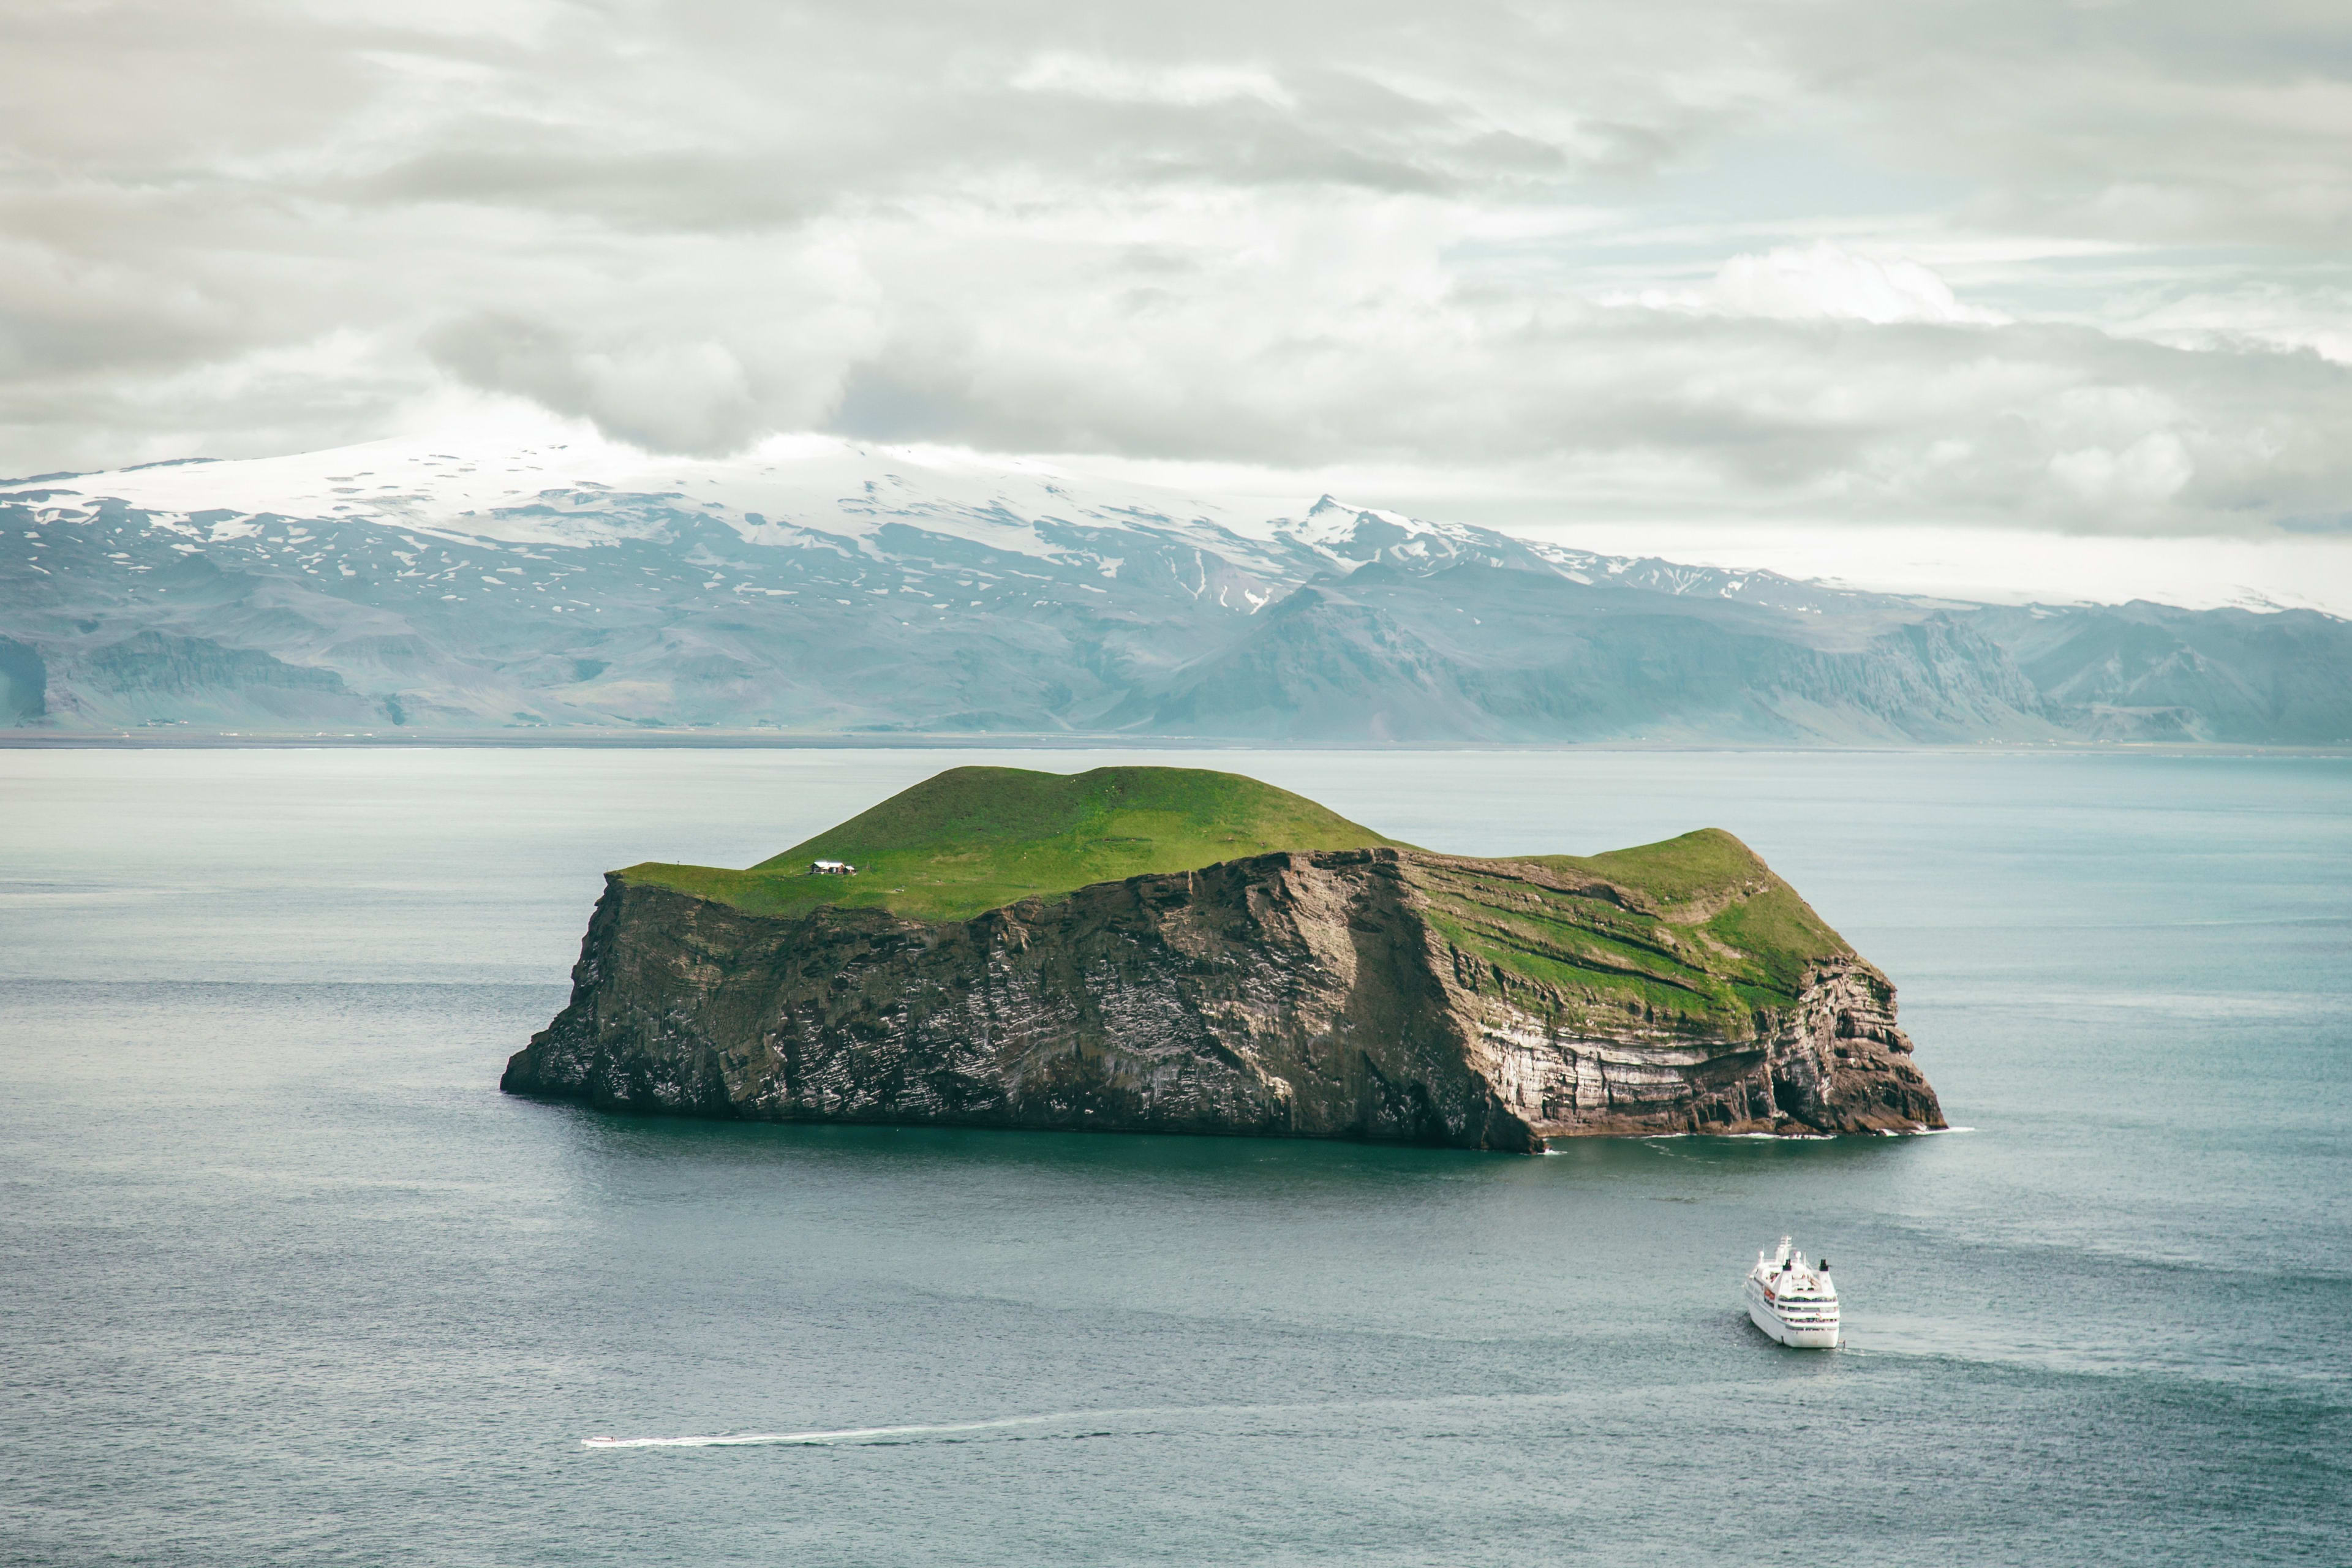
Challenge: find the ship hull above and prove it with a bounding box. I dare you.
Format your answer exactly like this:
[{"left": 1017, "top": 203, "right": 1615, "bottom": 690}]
[{"left": 1743, "top": 1281, "right": 1840, "bottom": 1348}]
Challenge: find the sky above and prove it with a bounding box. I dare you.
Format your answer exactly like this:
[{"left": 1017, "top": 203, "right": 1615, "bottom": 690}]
[{"left": 6, "top": 0, "right": 2352, "bottom": 599}]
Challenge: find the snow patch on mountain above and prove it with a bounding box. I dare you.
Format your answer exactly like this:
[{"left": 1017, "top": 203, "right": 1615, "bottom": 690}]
[{"left": 9, "top": 429, "right": 1308, "bottom": 578}]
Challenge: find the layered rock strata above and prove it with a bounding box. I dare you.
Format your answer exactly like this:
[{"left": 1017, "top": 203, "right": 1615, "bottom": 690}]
[{"left": 503, "top": 846, "right": 1943, "bottom": 1151}]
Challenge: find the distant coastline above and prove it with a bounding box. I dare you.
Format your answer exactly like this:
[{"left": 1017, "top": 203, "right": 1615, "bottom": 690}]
[
  {"left": 10, "top": 443, "right": 2348, "bottom": 748},
  {"left": 4, "top": 729, "right": 2346, "bottom": 756}
]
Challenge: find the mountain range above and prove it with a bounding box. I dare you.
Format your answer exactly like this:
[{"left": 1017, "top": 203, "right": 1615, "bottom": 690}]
[{"left": 2, "top": 433, "right": 2347, "bottom": 744}]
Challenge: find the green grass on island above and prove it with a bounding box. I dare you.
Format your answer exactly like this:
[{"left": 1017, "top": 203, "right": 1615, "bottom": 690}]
[
  {"left": 620, "top": 764, "right": 1854, "bottom": 1023},
  {"left": 1416, "top": 832, "right": 1852, "bottom": 1027},
  {"left": 621, "top": 765, "right": 1406, "bottom": 923}
]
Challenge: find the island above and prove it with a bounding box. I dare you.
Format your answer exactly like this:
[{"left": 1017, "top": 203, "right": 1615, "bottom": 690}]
[{"left": 501, "top": 766, "right": 1945, "bottom": 1151}]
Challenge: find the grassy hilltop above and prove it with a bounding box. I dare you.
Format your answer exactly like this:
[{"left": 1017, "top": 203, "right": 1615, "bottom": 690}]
[
  {"left": 620, "top": 764, "right": 1855, "bottom": 1026},
  {"left": 623, "top": 765, "right": 1403, "bottom": 922},
  {"left": 1418, "top": 831, "right": 1850, "bottom": 1027}
]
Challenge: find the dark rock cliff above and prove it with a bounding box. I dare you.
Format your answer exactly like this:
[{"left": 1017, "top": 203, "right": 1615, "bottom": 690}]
[{"left": 503, "top": 847, "right": 1943, "bottom": 1150}]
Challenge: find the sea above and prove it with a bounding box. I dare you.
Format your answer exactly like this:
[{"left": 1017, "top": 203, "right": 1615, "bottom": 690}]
[{"left": 3, "top": 746, "right": 2346, "bottom": 1566}]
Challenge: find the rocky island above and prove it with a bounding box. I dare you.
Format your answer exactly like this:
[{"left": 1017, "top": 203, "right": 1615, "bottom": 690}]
[{"left": 502, "top": 766, "right": 1944, "bottom": 1151}]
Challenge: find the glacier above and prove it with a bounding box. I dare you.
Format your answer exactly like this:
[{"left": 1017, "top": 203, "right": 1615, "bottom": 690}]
[{"left": 2, "top": 432, "right": 2347, "bottom": 744}]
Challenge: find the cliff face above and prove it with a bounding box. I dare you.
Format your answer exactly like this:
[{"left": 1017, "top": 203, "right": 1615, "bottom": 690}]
[{"left": 503, "top": 847, "right": 1942, "bottom": 1150}]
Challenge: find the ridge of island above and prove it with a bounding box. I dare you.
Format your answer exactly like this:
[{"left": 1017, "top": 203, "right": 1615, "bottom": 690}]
[{"left": 501, "top": 765, "right": 1945, "bottom": 1152}]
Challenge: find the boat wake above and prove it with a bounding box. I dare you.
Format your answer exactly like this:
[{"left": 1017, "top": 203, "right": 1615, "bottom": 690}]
[
  {"left": 579, "top": 1387, "right": 1741, "bottom": 1453},
  {"left": 581, "top": 1411, "right": 1133, "bottom": 1449}
]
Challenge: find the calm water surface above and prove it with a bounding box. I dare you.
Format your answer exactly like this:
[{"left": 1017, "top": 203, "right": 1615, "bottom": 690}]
[{"left": 3, "top": 747, "right": 2347, "bottom": 1565}]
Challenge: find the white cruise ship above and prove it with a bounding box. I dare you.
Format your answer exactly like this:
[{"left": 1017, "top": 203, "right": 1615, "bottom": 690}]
[{"left": 1743, "top": 1237, "right": 1840, "bottom": 1348}]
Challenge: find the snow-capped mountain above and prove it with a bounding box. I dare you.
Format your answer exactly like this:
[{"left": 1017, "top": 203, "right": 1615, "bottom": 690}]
[{"left": 2, "top": 432, "right": 2347, "bottom": 743}]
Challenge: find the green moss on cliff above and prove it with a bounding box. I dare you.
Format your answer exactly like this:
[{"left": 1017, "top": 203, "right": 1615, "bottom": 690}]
[
  {"left": 1417, "top": 830, "right": 1854, "bottom": 1033},
  {"left": 620, "top": 764, "right": 1404, "bottom": 922}
]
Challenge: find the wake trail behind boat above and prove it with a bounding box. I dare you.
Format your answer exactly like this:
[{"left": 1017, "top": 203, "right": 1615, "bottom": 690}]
[
  {"left": 581, "top": 1411, "right": 1142, "bottom": 1449},
  {"left": 579, "top": 1389, "right": 1664, "bottom": 1453}
]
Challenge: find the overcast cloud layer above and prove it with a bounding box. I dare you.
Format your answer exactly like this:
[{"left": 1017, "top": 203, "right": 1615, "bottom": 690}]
[{"left": 6, "top": 0, "right": 2351, "bottom": 540}]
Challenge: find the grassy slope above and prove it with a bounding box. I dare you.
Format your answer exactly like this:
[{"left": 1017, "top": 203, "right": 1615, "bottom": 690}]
[
  {"left": 623, "top": 766, "right": 1852, "bottom": 1030},
  {"left": 620, "top": 765, "right": 1406, "bottom": 921},
  {"left": 1416, "top": 829, "right": 1853, "bottom": 1035}
]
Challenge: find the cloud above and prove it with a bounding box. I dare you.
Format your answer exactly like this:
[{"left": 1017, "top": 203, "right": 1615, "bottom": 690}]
[
  {"left": 1711, "top": 243, "right": 2009, "bottom": 326},
  {"left": 1612, "top": 242, "right": 2010, "bottom": 325},
  {"left": 2049, "top": 433, "right": 2196, "bottom": 508},
  {"left": 831, "top": 265, "right": 2352, "bottom": 532},
  {"left": 426, "top": 316, "right": 761, "bottom": 455},
  {"left": 1011, "top": 53, "right": 1295, "bottom": 109},
  {"left": 0, "top": 0, "right": 2346, "bottom": 541}
]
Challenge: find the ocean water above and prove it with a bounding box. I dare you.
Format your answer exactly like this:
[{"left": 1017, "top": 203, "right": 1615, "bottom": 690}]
[{"left": 2, "top": 746, "right": 2346, "bottom": 1566}]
